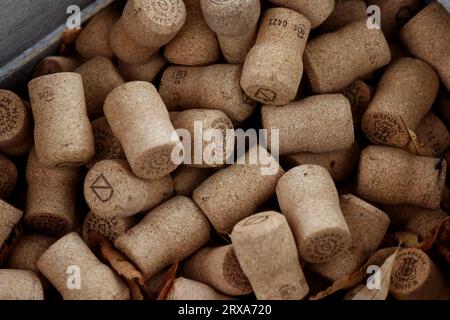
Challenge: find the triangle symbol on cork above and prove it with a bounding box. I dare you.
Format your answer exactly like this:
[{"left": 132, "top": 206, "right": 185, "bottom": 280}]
[{"left": 90, "top": 173, "right": 114, "bottom": 202}]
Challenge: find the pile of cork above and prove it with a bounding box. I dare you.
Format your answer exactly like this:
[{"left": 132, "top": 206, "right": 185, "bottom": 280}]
[{"left": 0, "top": 0, "right": 450, "bottom": 300}]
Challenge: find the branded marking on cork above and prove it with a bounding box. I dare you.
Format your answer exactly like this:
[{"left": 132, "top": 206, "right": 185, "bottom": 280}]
[
  {"left": 255, "top": 88, "right": 277, "bottom": 102},
  {"left": 172, "top": 70, "right": 187, "bottom": 84},
  {"left": 90, "top": 173, "right": 114, "bottom": 202},
  {"left": 38, "top": 87, "right": 55, "bottom": 102},
  {"left": 242, "top": 215, "right": 269, "bottom": 226}
]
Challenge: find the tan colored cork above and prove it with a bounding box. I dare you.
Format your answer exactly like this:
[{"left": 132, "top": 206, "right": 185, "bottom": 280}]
[
  {"left": 390, "top": 248, "right": 450, "bottom": 300},
  {"left": 104, "top": 81, "right": 182, "bottom": 180},
  {"left": 400, "top": 3, "right": 450, "bottom": 91},
  {"left": 0, "top": 270, "right": 44, "bottom": 300},
  {"left": 261, "top": 94, "right": 355, "bottom": 155},
  {"left": 25, "top": 148, "right": 80, "bottom": 236},
  {"left": 320, "top": 0, "right": 367, "bottom": 33},
  {"left": 0, "top": 199, "right": 23, "bottom": 248},
  {"left": 118, "top": 52, "right": 168, "bottom": 83},
  {"left": 165, "top": 0, "right": 220, "bottom": 66},
  {"left": 410, "top": 113, "right": 450, "bottom": 157},
  {"left": 276, "top": 165, "right": 352, "bottom": 263},
  {"left": 304, "top": 19, "right": 391, "bottom": 94},
  {"left": 183, "top": 245, "right": 252, "bottom": 296},
  {"left": 193, "top": 145, "right": 284, "bottom": 235},
  {"left": 76, "top": 7, "right": 119, "bottom": 60},
  {"left": 37, "top": 232, "right": 130, "bottom": 300},
  {"left": 115, "top": 196, "right": 211, "bottom": 279},
  {"left": 75, "top": 57, "right": 125, "bottom": 119},
  {"left": 362, "top": 58, "right": 439, "bottom": 148},
  {"left": 200, "top": 0, "right": 260, "bottom": 64},
  {"left": 167, "top": 277, "right": 233, "bottom": 300},
  {"left": 340, "top": 80, "right": 374, "bottom": 133},
  {"left": 0, "top": 153, "right": 17, "bottom": 198},
  {"left": 241, "top": 8, "right": 311, "bottom": 105},
  {"left": 310, "top": 195, "right": 390, "bottom": 281},
  {"left": 357, "top": 146, "right": 447, "bottom": 209},
  {"left": 173, "top": 166, "right": 213, "bottom": 196},
  {"left": 84, "top": 159, "right": 174, "bottom": 218},
  {"left": 159, "top": 64, "right": 256, "bottom": 124},
  {"left": 32, "top": 56, "right": 82, "bottom": 78},
  {"left": 231, "top": 211, "right": 310, "bottom": 300}
]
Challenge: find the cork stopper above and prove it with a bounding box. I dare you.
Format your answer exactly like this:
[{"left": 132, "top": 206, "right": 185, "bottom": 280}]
[
  {"left": 411, "top": 112, "right": 450, "bottom": 157},
  {"left": 357, "top": 146, "right": 447, "bottom": 209},
  {"left": 183, "top": 245, "right": 252, "bottom": 296},
  {"left": 84, "top": 159, "right": 174, "bottom": 218},
  {"left": 390, "top": 248, "right": 450, "bottom": 300},
  {"left": 0, "top": 89, "right": 33, "bottom": 157},
  {"left": 400, "top": 3, "right": 450, "bottom": 91},
  {"left": 0, "top": 153, "right": 18, "bottom": 198},
  {"left": 231, "top": 211, "right": 310, "bottom": 300},
  {"left": 0, "top": 270, "right": 44, "bottom": 300},
  {"left": 319, "top": 0, "right": 368, "bottom": 32},
  {"left": 304, "top": 19, "right": 391, "bottom": 93},
  {"left": 362, "top": 58, "right": 439, "bottom": 148},
  {"left": 241, "top": 7, "right": 311, "bottom": 105},
  {"left": 200, "top": 0, "right": 260, "bottom": 63},
  {"left": 340, "top": 79, "right": 374, "bottom": 133},
  {"left": 76, "top": 7, "right": 119, "bottom": 59},
  {"left": 173, "top": 166, "right": 212, "bottom": 196},
  {"left": 118, "top": 52, "right": 168, "bottom": 83},
  {"left": 115, "top": 196, "right": 211, "bottom": 279},
  {"left": 310, "top": 195, "right": 390, "bottom": 281},
  {"left": 261, "top": 94, "right": 355, "bottom": 155},
  {"left": 193, "top": 145, "right": 284, "bottom": 235},
  {"left": 159, "top": 64, "right": 256, "bottom": 124},
  {"left": 0, "top": 199, "right": 23, "bottom": 248},
  {"left": 25, "top": 148, "right": 80, "bottom": 236},
  {"left": 37, "top": 232, "right": 130, "bottom": 300},
  {"left": 75, "top": 57, "right": 125, "bottom": 119},
  {"left": 167, "top": 277, "right": 233, "bottom": 300},
  {"left": 104, "top": 81, "right": 182, "bottom": 180},
  {"left": 32, "top": 56, "right": 82, "bottom": 78},
  {"left": 276, "top": 165, "right": 352, "bottom": 263}
]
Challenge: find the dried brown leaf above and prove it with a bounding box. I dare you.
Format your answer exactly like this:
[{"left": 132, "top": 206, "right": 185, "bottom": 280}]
[
  {"left": 418, "top": 217, "right": 450, "bottom": 251},
  {"left": 0, "top": 225, "right": 23, "bottom": 266},
  {"left": 391, "top": 231, "right": 420, "bottom": 248},
  {"left": 156, "top": 260, "right": 179, "bottom": 301},
  {"left": 400, "top": 117, "right": 434, "bottom": 157}
]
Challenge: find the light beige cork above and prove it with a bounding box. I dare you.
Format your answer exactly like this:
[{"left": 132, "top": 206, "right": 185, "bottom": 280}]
[
  {"left": 84, "top": 159, "right": 174, "bottom": 218},
  {"left": 118, "top": 52, "right": 168, "bottom": 83},
  {"left": 310, "top": 195, "right": 390, "bottom": 281},
  {"left": 173, "top": 166, "right": 213, "bottom": 196},
  {"left": 183, "top": 245, "right": 252, "bottom": 296},
  {"left": 193, "top": 145, "right": 284, "bottom": 235},
  {"left": 37, "top": 232, "right": 130, "bottom": 300},
  {"left": 32, "top": 56, "right": 82, "bottom": 78},
  {"left": 159, "top": 64, "right": 256, "bottom": 124},
  {"left": 0, "top": 199, "right": 22, "bottom": 248},
  {"left": 104, "top": 81, "right": 182, "bottom": 180},
  {"left": 261, "top": 94, "right": 355, "bottom": 155},
  {"left": 400, "top": 3, "right": 450, "bottom": 91},
  {"left": 0, "top": 270, "right": 44, "bottom": 300},
  {"left": 231, "top": 211, "right": 310, "bottom": 300},
  {"left": 75, "top": 57, "right": 125, "bottom": 119},
  {"left": 319, "top": 0, "right": 367, "bottom": 32},
  {"left": 304, "top": 19, "right": 391, "bottom": 93},
  {"left": 276, "top": 165, "right": 352, "bottom": 263},
  {"left": 25, "top": 148, "right": 80, "bottom": 236},
  {"left": 362, "top": 58, "right": 439, "bottom": 148},
  {"left": 115, "top": 196, "right": 211, "bottom": 279},
  {"left": 410, "top": 112, "right": 450, "bottom": 157},
  {"left": 357, "top": 146, "right": 446, "bottom": 209},
  {"left": 241, "top": 7, "right": 311, "bottom": 105},
  {"left": 340, "top": 79, "right": 374, "bottom": 133},
  {"left": 76, "top": 7, "right": 119, "bottom": 59},
  {"left": 0, "top": 153, "right": 18, "bottom": 198},
  {"left": 167, "top": 277, "right": 233, "bottom": 300}
]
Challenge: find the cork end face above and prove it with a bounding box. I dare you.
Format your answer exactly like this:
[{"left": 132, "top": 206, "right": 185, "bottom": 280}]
[
  {"left": 362, "top": 112, "right": 410, "bottom": 147},
  {"left": 222, "top": 247, "right": 253, "bottom": 295},
  {"left": 0, "top": 90, "right": 29, "bottom": 144},
  {"left": 25, "top": 213, "right": 73, "bottom": 237}
]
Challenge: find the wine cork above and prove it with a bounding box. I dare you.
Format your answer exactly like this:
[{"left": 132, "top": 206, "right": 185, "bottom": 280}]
[
  {"left": 362, "top": 58, "right": 439, "bottom": 148},
  {"left": 122, "top": 0, "right": 187, "bottom": 49},
  {"left": 165, "top": 0, "right": 220, "bottom": 66},
  {"left": 304, "top": 19, "right": 391, "bottom": 93},
  {"left": 183, "top": 245, "right": 252, "bottom": 296},
  {"left": 241, "top": 8, "right": 311, "bottom": 105},
  {"left": 261, "top": 94, "right": 355, "bottom": 155},
  {"left": 173, "top": 166, "right": 212, "bottom": 196},
  {"left": 282, "top": 143, "right": 360, "bottom": 182},
  {"left": 357, "top": 146, "right": 446, "bottom": 209},
  {"left": 310, "top": 195, "right": 390, "bottom": 281},
  {"left": 0, "top": 270, "right": 44, "bottom": 300},
  {"left": 118, "top": 52, "right": 168, "bottom": 83},
  {"left": 167, "top": 277, "right": 233, "bottom": 300},
  {"left": 171, "top": 109, "right": 234, "bottom": 168},
  {"left": 37, "top": 232, "right": 130, "bottom": 300},
  {"left": 84, "top": 159, "right": 174, "bottom": 218},
  {"left": 75, "top": 57, "right": 125, "bottom": 119},
  {"left": 0, "top": 199, "right": 22, "bottom": 248},
  {"left": 231, "top": 211, "right": 310, "bottom": 300},
  {"left": 411, "top": 112, "right": 450, "bottom": 157},
  {"left": 0, "top": 153, "right": 17, "bottom": 198},
  {"left": 268, "top": 0, "right": 335, "bottom": 28},
  {"left": 32, "top": 56, "right": 82, "bottom": 78},
  {"left": 25, "top": 148, "right": 80, "bottom": 236},
  {"left": 104, "top": 81, "right": 182, "bottom": 180},
  {"left": 390, "top": 248, "right": 450, "bottom": 300},
  {"left": 115, "top": 196, "right": 211, "bottom": 279},
  {"left": 200, "top": 0, "right": 260, "bottom": 64},
  {"left": 340, "top": 80, "right": 374, "bottom": 133},
  {"left": 319, "top": 0, "right": 368, "bottom": 33},
  {"left": 28, "top": 72, "right": 95, "bottom": 168},
  {"left": 0, "top": 89, "right": 33, "bottom": 157},
  {"left": 76, "top": 7, "right": 119, "bottom": 60},
  {"left": 159, "top": 64, "right": 256, "bottom": 124},
  {"left": 193, "top": 145, "right": 284, "bottom": 235},
  {"left": 276, "top": 165, "right": 351, "bottom": 263},
  {"left": 400, "top": 3, "right": 450, "bottom": 91}
]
